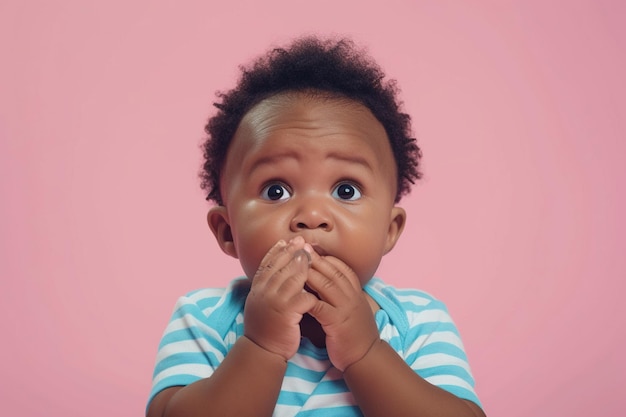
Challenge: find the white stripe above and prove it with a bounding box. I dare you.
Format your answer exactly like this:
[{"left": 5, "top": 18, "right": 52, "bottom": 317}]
[
  {"left": 404, "top": 334, "right": 429, "bottom": 354},
  {"left": 405, "top": 331, "right": 464, "bottom": 357},
  {"left": 235, "top": 313, "right": 244, "bottom": 324},
  {"left": 300, "top": 392, "right": 355, "bottom": 411},
  {"left": 412, "top": 352, "right": 472, "bottom": 374},
  {"left": 290, "top": 353, "right": 332, "bottom": 372},
  {"left": 379, "top": 323, "right": 400, "bottom": 339},
  {"left": 281, "top": 376, "right": 317, "bottom": 394},
  {"left": 155, "top": 339, "right": 224, "bottom": 364},
  {"left": 273, "top": 404, "right": 301, "bottom": 417},
  {"left": 164, "top": 314, "right": 223, "bottom": 342},
  {"left": 153, "top": 363, "right": 213, "bottom": 386},
  {"left": 425, "top": 374, "right": 475, "bottom": 392},
  {"left": 396, "top": 293, "right": 432, "bottom": 306},
  {"left": 406, "top": 309, "right": 453, "bottom": 325},
  {"left": 224, "top": 330, "right": 238, "bottom": 345}
]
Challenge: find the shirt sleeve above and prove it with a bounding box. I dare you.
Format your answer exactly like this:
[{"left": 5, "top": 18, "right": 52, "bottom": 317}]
[
  {"left": 402, "top": 298, "right": 482, "bottom": 407},
  {"left": 147, "top": 289, "right": 233, "bottom": 408}
]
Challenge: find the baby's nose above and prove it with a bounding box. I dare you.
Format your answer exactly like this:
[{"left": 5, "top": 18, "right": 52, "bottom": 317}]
[{"left": 289, "top": 198, "right": 333, "bottom": 231}]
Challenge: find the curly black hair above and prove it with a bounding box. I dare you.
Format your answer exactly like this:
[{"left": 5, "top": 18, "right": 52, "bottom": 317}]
[{"left": 200, "top": 36, "right": 422, "bottom": 205}]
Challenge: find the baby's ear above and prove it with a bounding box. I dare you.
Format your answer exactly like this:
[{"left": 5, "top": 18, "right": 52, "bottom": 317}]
[
  {"left": 207, "top": 206, "right": 238, "bottom": 259},
  {"left": 384, "top": 206, "right": 407, "bottom": 254}
]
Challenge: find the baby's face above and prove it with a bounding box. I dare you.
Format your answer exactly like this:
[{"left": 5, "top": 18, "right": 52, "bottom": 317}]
[{"left": 212, "top": 93, "right": 406, "bottom": 286}]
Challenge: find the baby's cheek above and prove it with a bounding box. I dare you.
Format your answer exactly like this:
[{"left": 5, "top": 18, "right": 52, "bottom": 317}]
[
  {"left": 240, "top": 244, "right": 278, "bottom": 280},
  {"left": 348, "top": 248, "right": 384, "bottom": 285}
]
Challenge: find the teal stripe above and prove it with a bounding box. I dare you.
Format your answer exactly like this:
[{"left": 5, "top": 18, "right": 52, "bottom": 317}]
[
  {"left": 314, "top": 379, "right": 349, "bottom": 395},
  {"left": 171, "top": 303, "right": 208, "bottom": 323},
  {"left": 399, "top": 301, "right": 428, "bottom": 312},
  {"left": 196, "top": 296, "right": 222, "bottom": 310},
  {"left": 392, "top": 286, "right": 436, "bottom": 299},
  {"left": 285, "top": 363, "right": 326, "bottom": 382},
  {"left": 415, "top": 364, "right": 475, "bottom": 385},
  {"left": 297, "top": 405, "right": 361, "bottom": 416},
  {"left": 159, "top": 328, "right": 223, "bottom": 347},
  {"left": 277, "top": 390, "right": 308, "bottom": 406},
  {"left": 153, "top": 352, "right": 215, "bottom": 376},
  {"left": 437, "top": 385, "right": 482, "bottom": 407},
  {"left": 412, "top": 341, "right": 468, "bottom": 360},
  {"left": 406, "top": 321, "right": 460, "bottom": 337}
]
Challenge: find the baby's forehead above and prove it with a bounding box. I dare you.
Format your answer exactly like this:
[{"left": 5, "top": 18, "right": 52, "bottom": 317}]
[
  {"left": 238, "top": 92, "right": 382, "bottom": 141},
  {"left": 226, "top": 92, "right": 397, "bottom": 176}
]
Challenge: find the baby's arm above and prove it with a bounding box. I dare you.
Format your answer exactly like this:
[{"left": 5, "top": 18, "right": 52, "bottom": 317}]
[
  {"left": 305, "top": 251, "right": 485, "bottom": 417},
  {"left": 147, "top": 336, "right": 287, "bottom": 417},
  {"left": 147, "top": 238, "right": 318, "bottom": 417},
  {"left": 344, "top": 341, "right": 485, "bottom": 417}
]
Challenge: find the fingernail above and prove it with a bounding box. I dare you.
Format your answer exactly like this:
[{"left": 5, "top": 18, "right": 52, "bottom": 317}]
[{"left": 293, "top": 249, "right": 312, "bottom": 266}]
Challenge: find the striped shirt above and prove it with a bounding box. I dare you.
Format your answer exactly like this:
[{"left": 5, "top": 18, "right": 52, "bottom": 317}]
[{"left": 148, "top": 277, "right": 481, "bottom": 416}]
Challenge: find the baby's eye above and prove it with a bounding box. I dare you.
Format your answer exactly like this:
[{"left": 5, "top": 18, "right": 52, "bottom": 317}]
[
  {"left": 260, "top": 183, "right": 292, "bottom": 201},
  {"left": 332, "top": 182, "right": 362, "bottom": 201}
]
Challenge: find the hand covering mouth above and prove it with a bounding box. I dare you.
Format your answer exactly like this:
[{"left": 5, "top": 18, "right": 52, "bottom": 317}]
[{"left": 310, "top": 244, "right": 328, "bottom": 257}]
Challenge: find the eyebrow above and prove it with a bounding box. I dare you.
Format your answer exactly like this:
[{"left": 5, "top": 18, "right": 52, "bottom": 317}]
[
  {"left": 248, "top": 150, "right": 375, "bottom": 174},
  {"left": 326, "top": 151, "right": 375, "bottom": 172},
  {"left": 247, "top": 151, "right": 300, "bottom": 175}
]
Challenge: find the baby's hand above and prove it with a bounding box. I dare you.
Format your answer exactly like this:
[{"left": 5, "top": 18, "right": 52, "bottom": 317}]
[
  {"left": 305, "top": 253, "right": 380, "bottom": 372},
  {"left": 243, "top": 237, "right": 318, "bottom": 361}
]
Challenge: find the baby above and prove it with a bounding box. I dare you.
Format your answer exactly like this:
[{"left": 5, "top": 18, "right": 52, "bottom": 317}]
[{"left": 147, "top": 36, "right": 485, "bottom": 417}]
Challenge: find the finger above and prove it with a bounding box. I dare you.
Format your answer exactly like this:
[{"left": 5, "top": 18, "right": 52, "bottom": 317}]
[
  {"left": 306, "top": 297, "right": 336, "bottom": 325},
  {"left": 286, "top": 291, "right": 320, "bottom": 316},
  {"left": 320, "top": 256, "right": 362, "bottom": 291},
  {"left": 307, "top": 250, "right": 356, "bottom": 289},
  {"left": 254, "top": 238, "right": 306, "bottom": 287},
  {"left": 276, "top": 249, "right": 312, "bottom": 296},
  {"left": 307, "top": 253, "right": 359, "bottom": 297},
  {"left": 253, "top": 240, "right": 287, "bottom": 284},
  {"left": 293, "top": 248, "right": 312, "bottom": 266},
  {"left": 305, "top": 266, "right": 351, "bottom": 307}
]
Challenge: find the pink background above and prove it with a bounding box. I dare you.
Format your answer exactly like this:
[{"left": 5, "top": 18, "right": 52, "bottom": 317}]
[{"left": 1, "top": 1, "right": 625, "bottom": 416}]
